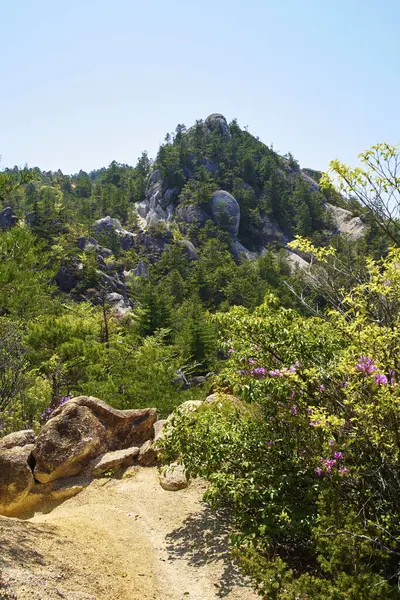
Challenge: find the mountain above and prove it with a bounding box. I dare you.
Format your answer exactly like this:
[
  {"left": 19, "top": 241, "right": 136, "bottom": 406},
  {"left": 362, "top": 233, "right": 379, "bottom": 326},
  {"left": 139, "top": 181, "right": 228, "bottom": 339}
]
[{"left": 1, "top": 113, "right": 366, "bottom": 300}]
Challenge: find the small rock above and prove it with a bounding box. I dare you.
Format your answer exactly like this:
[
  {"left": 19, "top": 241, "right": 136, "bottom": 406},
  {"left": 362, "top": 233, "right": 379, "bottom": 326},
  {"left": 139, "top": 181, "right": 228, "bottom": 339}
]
[
  {"left": 160, "top": 463, "right": 189, "bottom": 491},
  {"left": 90, "top": 447, "right": 140, "bottom": 475}
]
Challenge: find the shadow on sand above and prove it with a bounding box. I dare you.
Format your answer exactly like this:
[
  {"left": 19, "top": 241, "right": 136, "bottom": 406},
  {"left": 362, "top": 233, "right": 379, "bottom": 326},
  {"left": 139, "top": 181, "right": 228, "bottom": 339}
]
[{"left": 165, "top": 505, "right": 250, "bottom": 598}]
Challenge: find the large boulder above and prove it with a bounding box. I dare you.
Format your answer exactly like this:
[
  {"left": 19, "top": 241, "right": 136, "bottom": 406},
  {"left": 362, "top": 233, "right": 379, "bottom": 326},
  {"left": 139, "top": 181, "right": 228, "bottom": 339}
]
[
  {"left": 210, "top": 190, "right": 240, "bottom": 239},
  {"left": 93, "top": 215, "right": 122, "bottom": 234},
  {"left": 55, "top": 261, "right": 83, "bottom": 292},
  {"left": 0, "top": 445, "right": 35, "bottom": 515},
  {"left": 325, "top": 203, "right": 366, "bottom": 240},
  {"left": 0, "top": 430, "right": 35, "bottom": 451},
  {"left": 117, "top": 229, "right": 136, "bottom": 250},
  {"left": 50, "top": 396, "right": 157, "bottom": 451},
  {"left": 146, "top": 169, "right": 163, "bottom": 194},
  {"left": 205, "top": 114, "right": 232, "bottom": 140},
  {"left": 0, "top": 207, "right": 18, "bottom": 231},
  {"left": 32, "top": 403, "right": 109, "bottom": 483}
]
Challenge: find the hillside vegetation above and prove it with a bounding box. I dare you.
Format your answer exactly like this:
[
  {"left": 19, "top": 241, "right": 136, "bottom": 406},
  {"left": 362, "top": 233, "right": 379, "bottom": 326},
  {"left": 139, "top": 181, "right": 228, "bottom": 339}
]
[{"left": 1, "top": 115, "right": 400, "bottom": 598}]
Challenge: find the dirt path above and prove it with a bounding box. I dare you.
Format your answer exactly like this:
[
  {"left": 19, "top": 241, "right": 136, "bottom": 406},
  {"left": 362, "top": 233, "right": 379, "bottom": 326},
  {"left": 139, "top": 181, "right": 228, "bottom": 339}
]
[{"left": 0, "top": 468, "right": 259, "bottom": 600}]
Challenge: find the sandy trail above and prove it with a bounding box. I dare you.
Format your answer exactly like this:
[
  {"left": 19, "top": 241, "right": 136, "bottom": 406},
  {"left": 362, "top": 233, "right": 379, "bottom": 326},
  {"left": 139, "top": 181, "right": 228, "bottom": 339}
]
[{"left": 0, "top": 468, "right": 258, "bottom": 600}]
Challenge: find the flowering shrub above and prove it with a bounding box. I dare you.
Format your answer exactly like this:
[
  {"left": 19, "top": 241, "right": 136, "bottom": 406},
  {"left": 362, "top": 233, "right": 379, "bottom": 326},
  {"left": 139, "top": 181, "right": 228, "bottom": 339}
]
[{"left": 159, "top": 247, "right": 400, "bottom": 598}]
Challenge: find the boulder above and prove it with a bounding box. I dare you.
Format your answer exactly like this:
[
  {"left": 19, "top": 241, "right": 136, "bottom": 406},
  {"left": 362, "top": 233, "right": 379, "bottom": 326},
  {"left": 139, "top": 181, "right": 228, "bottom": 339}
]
[
  {"left": 176, "top": 400, "right": 203, "bottom": 414},
  {"left": 286, "top": 250, "right": 310, "bottom": 271},
  {"left": 0, "top": 430, "right": 35, "bottom": 451},
  {"left": 76, "top": 236, "right": 98, "bottom": 250},
  {"left": 177, "top": 239, "right": 198, "bottom": 260},
  {"left": 105, "top": 292, "right": 131, "bottom": 316},
  {"left": 301, "top": 171, "right": 320, "bottom": 192},
  {"left": 137, "top": 200, "right": 150, "bottom": 218},
  {"left": 146, "top": 207, "right": 167, "bottom": 227},
  {"left": 55, "top": 261, "right": 83, "bottom": 292},
  {"left": 0, "top": 445, "right": 35, "bottom": 516},
  {"left": 261, "top": 215, "right": 287, "bottom": 245},
  {"left": 0, "top": 207, "right": 18, "bottom": 231},
  {"left": 162, "top": 188, "right": 180, "bottom": 207},
  {"left": 138, "top": 440, "right": 158, "bottom": 467},
  {"left": 209, "top": 190, "right": 240, "bottom": 239},
  {"left": 50, "top": 396, "right": 157, "bottom": 451},
  {"left": 175, "top": 204, "right": 208, "bottom": 225},
  {"left": 93, "top": 215, "right": 122, "bottom": 234},
  {"left": 201, "top": 156, "right": 218, "bottom": 174},
  {"left": 96, "top": 271, "right": 127, "bottom": 295},
  {"left": 160, "top": 463, "right": 189, "bottom": 491},
  {"left": 146, "top": 169, "right": 163, "bottom": 193},
  {"left": 32, "top": 403, "right": 109, "bottom": 483},
  {"left": 90, "top": 447, "right": 140, "bottom": 476},
  {"left": 204, "top": 393, "right": 244, "bottom": 409},
  {"left": 205, "top": 114, "right": 232, "bottom": 140},
  {"left": 133, "top": 261, "right": 149, "bottom": 277},
  {"left": 190, "top": 376, "right": 206, "bottom": 387},
  {"left": 325, "top": 203, "right": 366, "bottom": 240},
  {"left": 153, "top": 419, "right": 167, "bottom": 442},
  {"left": 232, "top": 240, "right": 257, "bottom": 260}
]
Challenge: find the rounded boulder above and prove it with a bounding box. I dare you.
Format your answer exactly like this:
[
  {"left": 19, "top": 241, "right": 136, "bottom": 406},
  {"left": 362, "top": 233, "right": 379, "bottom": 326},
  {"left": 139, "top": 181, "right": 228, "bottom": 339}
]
[{"left": 209, "top": 190, "right": 240, "bottom": 239}]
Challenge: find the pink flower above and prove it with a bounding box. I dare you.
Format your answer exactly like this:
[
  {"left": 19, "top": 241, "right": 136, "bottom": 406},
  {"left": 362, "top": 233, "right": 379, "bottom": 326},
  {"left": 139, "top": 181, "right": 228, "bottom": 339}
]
[
  {"left": 329, "top": 439, "right": 335, "bottom": 446},
  {"left": 374, "top": 373, "right": 388, "bottom": 385},
  {"left": 355, "top": 356, "right": 378, "bottom": 375}
]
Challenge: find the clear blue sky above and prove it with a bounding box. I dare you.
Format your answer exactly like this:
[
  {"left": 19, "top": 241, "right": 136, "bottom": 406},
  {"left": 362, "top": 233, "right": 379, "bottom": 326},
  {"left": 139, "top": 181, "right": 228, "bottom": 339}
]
[{"left": 1, "top": 0, "right": 399, "bottom": 174}]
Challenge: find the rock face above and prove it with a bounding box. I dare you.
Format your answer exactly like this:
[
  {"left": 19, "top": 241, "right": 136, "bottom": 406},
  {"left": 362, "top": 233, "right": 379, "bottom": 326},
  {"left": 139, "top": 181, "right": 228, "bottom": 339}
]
[
  {"left": 0, "top": 445, "right": 35, "bottom": 515},
  {"left": 0, "top": 430, "right": 35, "bottom": 451},
  {"left": 0, "top": 207, "right": 18, "bottom": 231},
  {"left": 32, "top": 403, "right": 109, "bottom": 483},
  {"left": 210, "top": 190, "right": 240, "bottom": 239},
  {"left": 326, "top": 203, "right": 365, "bottom": 240},
  {"left": 175, "top": 204, "right": 208, "bottom": 225}
]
